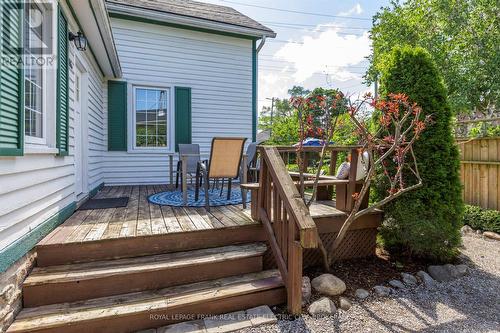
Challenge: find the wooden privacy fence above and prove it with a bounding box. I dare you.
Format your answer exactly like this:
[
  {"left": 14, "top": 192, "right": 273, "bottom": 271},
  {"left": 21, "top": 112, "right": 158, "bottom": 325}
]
[{"left": 458, "top": 137, "right": 500, "bottom": 210}]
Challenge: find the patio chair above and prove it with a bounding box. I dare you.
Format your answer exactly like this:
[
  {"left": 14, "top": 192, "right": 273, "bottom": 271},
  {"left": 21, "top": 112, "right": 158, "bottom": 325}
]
[
  {"left": 195, "top": 137, "right": 247, "bottom": 210},
  {"left": 176, "top": 144, "right": 204, "bottom": 188},
  {"left": 245, "top": 142, "right": 260, "bottom": 182}
]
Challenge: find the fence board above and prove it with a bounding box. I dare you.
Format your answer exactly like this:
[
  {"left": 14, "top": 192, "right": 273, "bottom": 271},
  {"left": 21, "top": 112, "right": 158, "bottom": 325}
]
[{"left": 458, "top": 137, "right": 500, "bottom": 210}]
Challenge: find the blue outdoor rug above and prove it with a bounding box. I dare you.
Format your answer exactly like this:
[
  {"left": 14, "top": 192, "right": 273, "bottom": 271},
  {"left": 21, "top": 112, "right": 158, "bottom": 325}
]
[{"left": 148, "top": 188, "right": 250, "bottom": 207}]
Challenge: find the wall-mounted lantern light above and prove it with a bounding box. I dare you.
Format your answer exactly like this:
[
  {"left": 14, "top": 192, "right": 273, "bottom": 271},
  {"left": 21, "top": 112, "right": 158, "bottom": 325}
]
[{"left": 69, "top": 31, "right": 87, "bottom": 51}]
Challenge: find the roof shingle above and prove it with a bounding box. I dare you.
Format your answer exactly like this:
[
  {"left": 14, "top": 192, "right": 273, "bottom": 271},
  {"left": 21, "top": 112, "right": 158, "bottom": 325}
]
[{"left": 106, "top": 0, "right": 275, "bottom": 36}]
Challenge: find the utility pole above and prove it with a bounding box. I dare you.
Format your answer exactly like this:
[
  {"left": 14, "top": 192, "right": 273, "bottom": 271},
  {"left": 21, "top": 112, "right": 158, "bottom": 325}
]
[{"left": 266, "top": 97, "right": 275, "bottom": 135}]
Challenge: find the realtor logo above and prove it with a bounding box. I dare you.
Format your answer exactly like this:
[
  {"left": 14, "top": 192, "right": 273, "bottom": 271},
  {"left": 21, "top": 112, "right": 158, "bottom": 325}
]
[{"left": 1, "top": 1, "right": 56, "bottom": 69}]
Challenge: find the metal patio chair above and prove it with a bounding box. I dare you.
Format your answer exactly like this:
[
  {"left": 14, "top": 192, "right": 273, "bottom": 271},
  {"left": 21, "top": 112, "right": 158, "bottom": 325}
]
[
  {"left": 195, "top": 137, "right": 247, "bottom": 210},
  {"left": 176, "top": 144, "right": 204, "bottom": 188}
]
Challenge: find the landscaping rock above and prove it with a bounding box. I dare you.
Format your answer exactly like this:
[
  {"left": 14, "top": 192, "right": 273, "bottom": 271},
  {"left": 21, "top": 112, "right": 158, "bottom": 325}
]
[
  {"left": 373, "top": 285, "right": 391, "bottom": 297},
  {"left": 476, "top": 230, "right": 482, "bottom": 235},
  {"left": 339, "top": 297, "right": 352, "bottom": 310},
  {"left": 461, "top": 225, "right": 473, "bottom": 235},
  {"left": 246, "top": 305, "right": 277, "bottom": 326},
  {"left": 483, "top": 231, "right": 500, "bottom": 241},
  {"left": 416, "top": 270, "right": 436, "bottom": 288},
  {"left": 455, "top": 264, "right": 469, "bottom": 276},
  {"left": 204, "top": 311, "right": 252, "bottom": 333},
  {"left": 159, "top": 321, "right": 206, "bottom": 333},
  {"left": 388, "top": 280, "right": 405, "bottom": 289},
  {"left": 428, "top": 265, "right": 453, "bottom": 282},
  {"left": 311, "top": 274, "right": 346, "bottom": 296},
  {"left": 301, "top": 276, "right": 311, "bottom": 305},
  {"left": 444, "top": 264, "right": 460, "bottom": 278},
  {"left": 355, "top": 288, "right": 369, "bottom": 299},
  {"left": 401, "top": 273, "right": 418, "bottom": 286},
  {"left": 308, "top": 297, "right": 337, "bottom": 317}
]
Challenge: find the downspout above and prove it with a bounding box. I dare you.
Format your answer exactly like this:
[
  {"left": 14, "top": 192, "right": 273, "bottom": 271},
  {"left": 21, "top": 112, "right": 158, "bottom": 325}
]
[
  {"left": 252, "top": 36, "right": 266, "bottom": 142},
  {"left": 256, "top": 36, "right": 266, "bottom": 53}
]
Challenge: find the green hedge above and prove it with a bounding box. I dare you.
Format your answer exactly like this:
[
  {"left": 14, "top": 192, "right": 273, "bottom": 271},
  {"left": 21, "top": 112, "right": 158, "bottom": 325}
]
[
  {"left": 375, "top": 46, "right": 464, "bottom": 261},
  {"left": 463, "top": 205, "right": 500, "bottom": 233}
]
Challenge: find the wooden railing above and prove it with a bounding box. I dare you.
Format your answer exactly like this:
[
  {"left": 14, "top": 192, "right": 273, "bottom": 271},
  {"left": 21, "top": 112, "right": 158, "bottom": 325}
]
[
  {"left": 257, "top": 147, "right": 318, "bottom": 314},
  {"left": 274, "top": 145, "right": 366, "bottom": 211}
]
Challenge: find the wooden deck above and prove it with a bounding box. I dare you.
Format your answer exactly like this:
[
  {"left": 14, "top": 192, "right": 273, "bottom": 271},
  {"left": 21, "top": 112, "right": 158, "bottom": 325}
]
[
  {"left": 40, "top": 185, "right": 258, "bottom": 246},
  {"left": 8, "top": 183, "right": 383, "bottom": 332},
  {"left": 36, "top": 185, "right": 353, "bottom": 267}
]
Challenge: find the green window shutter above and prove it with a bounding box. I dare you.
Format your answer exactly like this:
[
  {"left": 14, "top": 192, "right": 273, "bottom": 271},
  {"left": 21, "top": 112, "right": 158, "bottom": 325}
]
[
  {"left": 0, "top": 1, "right": 24, "bottom": 156},
  {"left": 56, "top": 7, "right": 69, "bottom": 156},
  {"left": 174, "top": 87, "right": 191, "bottom": 152},
  {"left": 107, "top": 80, "right": 127, "bottom": 151}
]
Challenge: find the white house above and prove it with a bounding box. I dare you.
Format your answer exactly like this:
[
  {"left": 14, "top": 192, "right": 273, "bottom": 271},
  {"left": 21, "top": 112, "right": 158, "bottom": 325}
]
[{"left": 0, "top": 0, "right": 275, "bottom": 273}]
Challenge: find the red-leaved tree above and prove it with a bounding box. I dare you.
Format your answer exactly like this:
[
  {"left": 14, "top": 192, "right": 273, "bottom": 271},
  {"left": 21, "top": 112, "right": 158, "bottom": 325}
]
[{"left": 291, "top": 92, "right": 430, "bottom": 269}]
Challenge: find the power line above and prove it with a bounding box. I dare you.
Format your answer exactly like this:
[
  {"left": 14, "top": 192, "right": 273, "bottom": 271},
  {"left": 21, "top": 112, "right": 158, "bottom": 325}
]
[
  {"left": 259, "top": 60, "right": 368, "bottom": 69},
  {"left": 259, "top": 65, "right": 367, "bottom": 73},
  {"left": 218, "top": 0, "right": 372, "bottom": 21},
  {"left": 261, "top": 21, "right": 370, "bottom": 30},
  {"left": 266, "top": 24, "right": 366, "bottom": 36}
]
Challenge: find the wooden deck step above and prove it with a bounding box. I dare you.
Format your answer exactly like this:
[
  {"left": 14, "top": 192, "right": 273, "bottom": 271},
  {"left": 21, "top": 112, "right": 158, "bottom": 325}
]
[
  {"left": 23, "top": 243, "right": 268, "bottom": 307},
  {"left": 8, "top": 270, "right": 285, "bottom": 333}
]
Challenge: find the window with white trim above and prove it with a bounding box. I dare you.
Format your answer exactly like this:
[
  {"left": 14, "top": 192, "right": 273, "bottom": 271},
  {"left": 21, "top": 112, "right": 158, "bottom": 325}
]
[
  {"left": 24, "top": 1, "right": 45, "bottom": 140},
  {"left": 133, "top": 86, "right": 170, "bottom": 149}
]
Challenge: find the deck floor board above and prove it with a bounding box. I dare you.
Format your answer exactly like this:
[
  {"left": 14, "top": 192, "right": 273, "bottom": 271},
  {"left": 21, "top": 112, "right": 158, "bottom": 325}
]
[
  {"left": 40, "top": 185, "right": 259, "bottom": 246},
  {"left": 39, "top": 185, "right": 346, "bottom": 247}
]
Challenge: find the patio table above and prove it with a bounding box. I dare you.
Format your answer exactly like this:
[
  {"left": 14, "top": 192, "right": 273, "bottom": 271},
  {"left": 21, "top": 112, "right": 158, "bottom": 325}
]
[{"left": 176, "top": 153, "right": 249, "bottom": 205}]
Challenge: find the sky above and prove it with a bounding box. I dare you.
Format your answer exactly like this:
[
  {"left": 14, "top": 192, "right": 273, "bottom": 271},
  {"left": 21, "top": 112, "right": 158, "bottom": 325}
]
[{"left": 199, "top": 0, "right": 392, "bottom": 113}]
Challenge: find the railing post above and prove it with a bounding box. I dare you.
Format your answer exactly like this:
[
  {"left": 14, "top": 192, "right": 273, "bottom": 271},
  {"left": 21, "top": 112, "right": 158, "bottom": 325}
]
[
  {"left": 257, "top": 153, "right": 268, "bottom": 221},
  {"left": 287, "top": 223, "right": 302, "bottom": 315},
  {"left": 345, "top": 148, "right": 359, "bottom": 211}
]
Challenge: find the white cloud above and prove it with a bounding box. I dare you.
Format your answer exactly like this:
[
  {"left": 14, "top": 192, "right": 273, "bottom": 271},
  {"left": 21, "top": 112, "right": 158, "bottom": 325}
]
[
  {"left": 258, "top": 72, "right": 293, "bottom": 114},
  {"left": 339, "top": 4, "right": 363, "bottom": 16},
  {"left": 273, "top": 27, "right": 371, "bottom": 83}
]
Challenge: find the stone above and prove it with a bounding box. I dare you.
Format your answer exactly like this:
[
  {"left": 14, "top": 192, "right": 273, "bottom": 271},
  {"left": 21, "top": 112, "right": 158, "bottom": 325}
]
[
  {"left": 302, "top": 276, "right": 312, "bottom": 305},
  {"left": 416, "top": 270, "right": 436, "bottom": 288},
  {"left": 427, "top": 265, "right": 453, "bottom": 282},
  {"left": 461, "top": 225, "right": 473, "bottom": 235},
  {"left": 308, "top": 297, "right": 337, "bottom": 317},
  {"left": 444, "top": 264, "right": 460, "bottom": 278},
  {"left": 355, "top": 288, "right": 369, "bottom": 299},
  {"left": 0, "top": 251, "right": 36, "bottom": 333},
  {"left": 401, "top": 273, "right": 418, "bottom": 286},
  {"left": 159, "top": 320, "right": 206, "bottom": 333},
  {"left": 311, "top": 274, "right": 346, "bottom": 296},
  {"left": 246, "top": 306, "right": 277, "bottom": 326},
  {"left": 484, "top": 231, "right": 500, "bottom": 241},
  {"left": 373, "top": 285, "right": 391, "bottom": 297},
  {"left": 476, "top": 230, "right": 482, "bottom": 235},
  {"left": 0, "top": 285, "right": 14, "bottom": 304},
  {"left": 339, "top": 297, "right": 351, "bottom": 310},
  {"left": 455, "top": 264, "right": 469, "bottom": 277},
  {"left": 204, "top": 311, "right": 252, "bottom": 333},
  {"left": 388, "top": 280, "right": 405, "bottom": 289}
]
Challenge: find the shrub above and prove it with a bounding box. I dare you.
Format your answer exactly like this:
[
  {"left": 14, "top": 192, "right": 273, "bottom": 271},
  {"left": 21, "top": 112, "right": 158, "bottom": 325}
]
[
  {"left": 375, "top": 46, "right": 464, "bottom": 261},
  {"left": 463, "top": 205, "right": 500, "bottom": 233}
]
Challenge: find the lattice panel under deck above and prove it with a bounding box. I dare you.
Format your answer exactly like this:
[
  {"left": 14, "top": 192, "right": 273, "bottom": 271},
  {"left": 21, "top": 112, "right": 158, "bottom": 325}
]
[{"left": 263, "top": 228, "right": 378, "bottom": 270}]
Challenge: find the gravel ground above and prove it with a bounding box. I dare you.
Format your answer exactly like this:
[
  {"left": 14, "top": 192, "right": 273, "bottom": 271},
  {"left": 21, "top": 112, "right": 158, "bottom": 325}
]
[{"left": 241, "top": 234, "right": 500, "bottom": 333}]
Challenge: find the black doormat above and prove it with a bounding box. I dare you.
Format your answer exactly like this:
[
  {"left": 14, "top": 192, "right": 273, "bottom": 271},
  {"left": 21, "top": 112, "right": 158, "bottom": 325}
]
[{"left": 79, "top": 197, "right": 129, "bottom": 210}]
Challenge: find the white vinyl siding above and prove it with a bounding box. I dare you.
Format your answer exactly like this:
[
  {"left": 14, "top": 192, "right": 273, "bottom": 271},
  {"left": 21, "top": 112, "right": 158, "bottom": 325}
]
[
  {"left": 0, "top": 19, "right": 106, "bottom": 252},
  {"left": 103, "top": 18, "right": 253, "bottom": 185}
]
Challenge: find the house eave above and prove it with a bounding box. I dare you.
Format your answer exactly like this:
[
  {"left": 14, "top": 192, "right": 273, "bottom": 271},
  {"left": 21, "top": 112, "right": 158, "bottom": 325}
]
[
  {"left": 65, "top": 0, "right": 122, "bottom": 78},
  {"left": 106, "top": 2, "right": 277, "bottom": 39}
]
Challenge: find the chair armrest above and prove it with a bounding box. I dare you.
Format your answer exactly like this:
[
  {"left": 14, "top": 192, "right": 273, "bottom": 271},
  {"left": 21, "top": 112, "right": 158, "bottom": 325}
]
[{"left": 240, "top": 183, "right": 260, "bottom": 190}]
